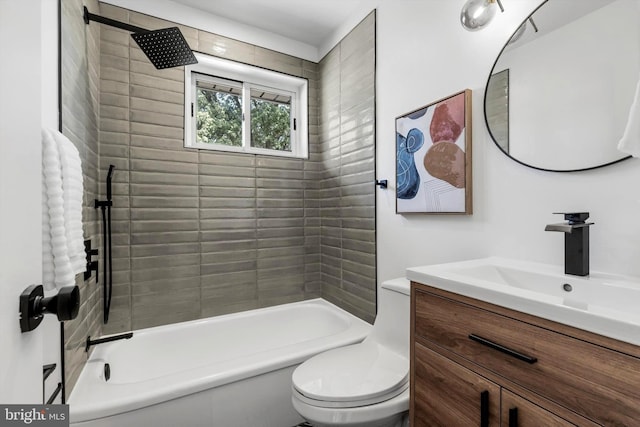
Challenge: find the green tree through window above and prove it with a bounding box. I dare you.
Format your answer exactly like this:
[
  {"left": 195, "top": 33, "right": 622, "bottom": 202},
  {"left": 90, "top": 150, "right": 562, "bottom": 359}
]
[
  {"left": 196, "top": 88, "right": 242, "bottom": 146},
  {"left": 251, "top": 97, "right": 291, "bottom": 151},
  {"left": 196, "top": 79, "right": 293, "bottom": 152}
]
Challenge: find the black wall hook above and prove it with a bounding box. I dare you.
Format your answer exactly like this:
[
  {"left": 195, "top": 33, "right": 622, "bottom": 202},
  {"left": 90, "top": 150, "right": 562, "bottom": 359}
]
[{"left": 375, "top": 179, "right": 388, "bottom": 189}]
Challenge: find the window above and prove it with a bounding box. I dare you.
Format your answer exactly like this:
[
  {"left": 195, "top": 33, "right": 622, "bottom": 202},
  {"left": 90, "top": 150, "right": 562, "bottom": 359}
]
[
  {"left": 195, "top": 75, "right": 243, "bottom": 147},
  {"left": 185, "top": 53, "right": 308, "bottom": 158}
]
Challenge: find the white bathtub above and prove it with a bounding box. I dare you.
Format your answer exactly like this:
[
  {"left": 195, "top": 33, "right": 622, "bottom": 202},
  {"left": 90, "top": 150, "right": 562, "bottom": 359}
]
[{"left": 69, "top": 298, "right": 371, "bottom": 427}]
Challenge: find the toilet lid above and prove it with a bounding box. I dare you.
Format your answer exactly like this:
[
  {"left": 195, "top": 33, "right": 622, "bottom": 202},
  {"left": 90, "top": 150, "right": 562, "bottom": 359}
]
[{"left": 292, "top": 341, "right": 409, "bottom": 407}]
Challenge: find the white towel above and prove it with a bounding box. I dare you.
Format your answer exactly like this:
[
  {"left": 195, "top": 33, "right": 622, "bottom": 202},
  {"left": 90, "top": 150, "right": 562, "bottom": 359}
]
[
  {"left": 53, "top": 130, "right": 86, "bottom": 274},
  {"left": 42, "top": 172, "right": 55, "bottom": 288},
  {"left": 617, "top": 74, "right": 640, "bottom": 158},
  {"left": 42, "top": 129, "right": 85, "bottom": 291}
]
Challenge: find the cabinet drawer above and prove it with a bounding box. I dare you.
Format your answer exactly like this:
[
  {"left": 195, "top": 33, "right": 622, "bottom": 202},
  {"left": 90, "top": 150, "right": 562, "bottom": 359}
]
[{"left": 414, "top": 288, "right": 640, "bottom": 426}]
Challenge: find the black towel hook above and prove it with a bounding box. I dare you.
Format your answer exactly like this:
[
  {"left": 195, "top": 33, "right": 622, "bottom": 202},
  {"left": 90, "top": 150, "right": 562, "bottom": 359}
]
[{"left": 375, "top": 179, "right": 388, "bottom": 189}]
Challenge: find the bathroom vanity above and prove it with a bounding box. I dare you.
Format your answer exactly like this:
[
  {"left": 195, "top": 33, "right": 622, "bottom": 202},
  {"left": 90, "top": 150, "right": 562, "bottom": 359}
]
[{"left": 407, "top": 259, "right": 640, "bottom": 426}]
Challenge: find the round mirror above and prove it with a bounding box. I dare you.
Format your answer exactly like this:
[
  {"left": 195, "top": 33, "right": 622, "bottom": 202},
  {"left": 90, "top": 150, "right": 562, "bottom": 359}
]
[{"left": 484, "top": 0, "right": 637, "bottom": 172}]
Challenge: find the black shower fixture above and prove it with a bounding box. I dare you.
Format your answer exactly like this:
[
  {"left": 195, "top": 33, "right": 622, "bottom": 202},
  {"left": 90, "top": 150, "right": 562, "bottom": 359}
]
[
  {"left": 95, "top": 165, "right": 116, "bottom": 324},
  {"left": 83, "top": 6, "right": 197, "bottom": 69}
]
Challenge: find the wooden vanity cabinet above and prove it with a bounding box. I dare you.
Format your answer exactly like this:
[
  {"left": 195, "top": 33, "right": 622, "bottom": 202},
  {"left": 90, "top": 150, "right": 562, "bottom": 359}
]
[
  {"left": 410, "top": 282, "right": 640, "bottom": 427},
  {"left": 414, "top": 342, "right": 575, "bottom": 427}
]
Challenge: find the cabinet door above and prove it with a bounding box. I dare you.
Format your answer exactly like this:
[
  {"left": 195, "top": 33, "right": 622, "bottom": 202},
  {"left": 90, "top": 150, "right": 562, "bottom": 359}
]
[
  {"left": 413, "top": 343, "right": 500, "bottom": 426},
  {"left": 501, "top": 389, "right": 576, "bottom": 427}
]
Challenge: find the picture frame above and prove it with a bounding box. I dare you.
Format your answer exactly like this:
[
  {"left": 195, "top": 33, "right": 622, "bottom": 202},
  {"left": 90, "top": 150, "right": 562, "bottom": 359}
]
[{"left": 395, "top": 89, "right": 472, "bottom": 214}]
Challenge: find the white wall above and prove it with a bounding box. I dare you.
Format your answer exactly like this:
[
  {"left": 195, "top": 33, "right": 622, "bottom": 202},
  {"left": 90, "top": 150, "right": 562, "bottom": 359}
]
[
  {"left": 376, "top": 0, "right": 640, "bottom": 285},
  {"left": 0, "top": 0, "right": 46, "bottom": 403}
]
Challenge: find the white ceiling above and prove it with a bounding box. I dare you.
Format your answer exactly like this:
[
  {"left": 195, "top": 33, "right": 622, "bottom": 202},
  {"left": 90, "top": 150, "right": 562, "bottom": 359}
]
[
  {"left": 170, "top": 0, "right": 371, "bottom": 47},
  {"left": 103, "top": 0, "right": 378, "bottom": 61}
]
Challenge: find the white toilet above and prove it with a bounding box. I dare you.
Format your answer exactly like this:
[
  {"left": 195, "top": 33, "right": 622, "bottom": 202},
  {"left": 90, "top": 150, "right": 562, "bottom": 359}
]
[{"left": 291, "top": 278, "right": 410, "bottom": 427}]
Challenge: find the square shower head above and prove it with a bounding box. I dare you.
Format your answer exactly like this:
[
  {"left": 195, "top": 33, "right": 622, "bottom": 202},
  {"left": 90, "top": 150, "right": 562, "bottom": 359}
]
[{"left": 131, "top": 27, "right": 198, "bottom": 70}]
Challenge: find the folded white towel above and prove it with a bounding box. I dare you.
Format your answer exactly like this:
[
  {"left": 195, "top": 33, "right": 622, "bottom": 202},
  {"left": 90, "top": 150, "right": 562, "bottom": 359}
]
[
  {"left": 53, "top": 130, "right": 86, "bottom": 275},
  {"left": 617, "top": 74, "right": 640, "bottom": 158},
  {"left": 42, "top": 128, "right": 85, "bottom": 291},
  {"left": 42, "top": 175, "right": 55, "bottom": 288}
]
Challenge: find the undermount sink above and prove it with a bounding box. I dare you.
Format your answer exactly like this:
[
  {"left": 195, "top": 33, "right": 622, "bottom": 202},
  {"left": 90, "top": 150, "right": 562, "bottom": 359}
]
[{"left": 406, "top": 257, "right": 640, "bottom": 346}]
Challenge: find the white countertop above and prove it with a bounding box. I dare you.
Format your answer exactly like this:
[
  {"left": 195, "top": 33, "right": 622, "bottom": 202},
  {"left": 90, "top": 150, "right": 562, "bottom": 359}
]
[{"left": 407, "top": 257, "right": 640, "bottom": 346}]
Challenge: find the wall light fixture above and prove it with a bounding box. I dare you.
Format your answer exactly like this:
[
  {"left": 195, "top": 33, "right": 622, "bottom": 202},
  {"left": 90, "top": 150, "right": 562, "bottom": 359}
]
[{"left": 460, "top": 0, "right": 504, "bottom": 31}]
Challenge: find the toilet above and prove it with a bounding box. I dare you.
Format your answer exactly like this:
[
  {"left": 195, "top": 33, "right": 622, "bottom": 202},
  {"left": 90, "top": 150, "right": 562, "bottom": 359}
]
[{"left": 291, "top": 278, "right": 410, "bottom": 427}]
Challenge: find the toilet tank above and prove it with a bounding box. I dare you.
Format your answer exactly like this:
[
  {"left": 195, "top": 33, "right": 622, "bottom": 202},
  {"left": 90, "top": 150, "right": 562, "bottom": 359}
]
[{"left": 364, "top": 278, "right": 410, "bottom": 358}]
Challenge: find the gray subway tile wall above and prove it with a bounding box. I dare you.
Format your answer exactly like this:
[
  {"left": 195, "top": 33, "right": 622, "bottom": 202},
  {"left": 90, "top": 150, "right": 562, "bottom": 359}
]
[
  {"left": 319, "top": 12, "right": 377, "bottom": 322},
  {"left": 61, "top": 0, "right": 376, "bottom": 393}
]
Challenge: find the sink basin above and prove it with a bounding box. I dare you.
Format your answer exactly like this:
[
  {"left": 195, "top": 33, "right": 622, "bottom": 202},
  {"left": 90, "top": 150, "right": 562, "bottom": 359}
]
[{"left": 406, "top": 257, "right": 640, "bottom": 346}]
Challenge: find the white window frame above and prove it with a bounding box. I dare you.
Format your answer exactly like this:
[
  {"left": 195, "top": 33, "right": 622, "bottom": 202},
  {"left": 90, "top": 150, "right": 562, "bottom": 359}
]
[{"left": 185, "top": 52, "right": 309, "bottom": 159}]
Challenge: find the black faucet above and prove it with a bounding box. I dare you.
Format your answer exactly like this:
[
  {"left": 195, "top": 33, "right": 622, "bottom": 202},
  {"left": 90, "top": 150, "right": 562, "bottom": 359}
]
[
  {"left": 544, "top": 212, "right": 594, "bottom": 276},
  {"left": 85, "top": 332, "right": 133, "bottom": 352}
]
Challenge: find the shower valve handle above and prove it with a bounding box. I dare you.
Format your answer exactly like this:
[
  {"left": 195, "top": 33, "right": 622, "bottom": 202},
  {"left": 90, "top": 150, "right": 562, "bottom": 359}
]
[{"left": 19, "top": 284, "right": 80, "bottom": 332}]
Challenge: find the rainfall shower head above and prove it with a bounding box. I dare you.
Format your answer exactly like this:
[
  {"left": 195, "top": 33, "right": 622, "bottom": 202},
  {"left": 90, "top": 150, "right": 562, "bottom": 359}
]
[
  {"left": 83, "top": 7, "right": 197, "bottom": 69},
  {"left": 131, "top": 27, "right": 197, "bottom": 69}
]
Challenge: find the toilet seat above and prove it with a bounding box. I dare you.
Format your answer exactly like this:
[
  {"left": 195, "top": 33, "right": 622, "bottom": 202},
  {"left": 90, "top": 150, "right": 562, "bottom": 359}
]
[
  {"left": 292, "top": 381, "right": 408, "bottom": 409},
  {"left": 292, "top": 341, "right": 409, "bottom": 409}
]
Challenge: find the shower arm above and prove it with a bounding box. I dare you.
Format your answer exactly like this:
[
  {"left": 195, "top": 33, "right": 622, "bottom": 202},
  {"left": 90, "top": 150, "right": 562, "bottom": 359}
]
[
  {"left": 82, "top": 6, "right": 198, "bottom": 70},
  {"left": 83, "top": 6, "right": 148, "bottom": 34}
]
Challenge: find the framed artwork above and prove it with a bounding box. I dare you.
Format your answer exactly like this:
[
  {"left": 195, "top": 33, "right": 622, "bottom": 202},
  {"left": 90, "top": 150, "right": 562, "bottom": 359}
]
[{"left": 395, "top": 89, "right": 472, "bottom": 214}]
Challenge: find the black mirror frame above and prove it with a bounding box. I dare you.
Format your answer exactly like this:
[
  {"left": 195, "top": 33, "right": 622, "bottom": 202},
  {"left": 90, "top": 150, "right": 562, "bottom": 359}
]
[{"left": 483, "top": 0, "right": 632, "bottom": 173}]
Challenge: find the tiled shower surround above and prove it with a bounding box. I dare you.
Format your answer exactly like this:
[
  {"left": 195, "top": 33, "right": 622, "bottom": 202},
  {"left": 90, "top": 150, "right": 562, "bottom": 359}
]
[{"left": 61, "top": 0, "right": 375, "bottom": 392}]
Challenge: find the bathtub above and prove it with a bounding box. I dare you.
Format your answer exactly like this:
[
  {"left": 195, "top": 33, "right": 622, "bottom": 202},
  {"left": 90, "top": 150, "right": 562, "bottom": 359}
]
[{"left": 69, "top": 298, "right": 371, "bottom": 427}]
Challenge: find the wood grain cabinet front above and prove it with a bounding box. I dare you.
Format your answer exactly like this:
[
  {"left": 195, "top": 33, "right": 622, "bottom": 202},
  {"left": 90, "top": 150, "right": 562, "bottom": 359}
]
[
  {"left": 413, "top": 342, "right": 500, "bottom": 426},
  {"left": 410, "top": 282, "right": 640, "bottom": 427},
  {"left": 501, "top": 389, "right": 575, "bottom": 427}
]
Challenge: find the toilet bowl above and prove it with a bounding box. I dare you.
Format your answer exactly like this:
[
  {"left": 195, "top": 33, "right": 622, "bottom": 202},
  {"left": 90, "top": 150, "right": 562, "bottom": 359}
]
[{"left": 291, "top": 278, "right": 410, "bottom": 427}]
